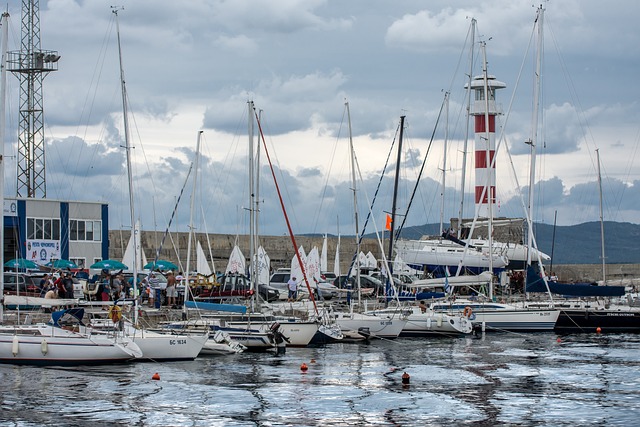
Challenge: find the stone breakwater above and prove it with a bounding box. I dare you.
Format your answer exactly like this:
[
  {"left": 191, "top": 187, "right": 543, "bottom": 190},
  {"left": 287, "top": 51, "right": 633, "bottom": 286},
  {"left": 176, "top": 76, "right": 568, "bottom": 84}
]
[{"left": 108, "top": 230, "right": 640, "bottom": 283}]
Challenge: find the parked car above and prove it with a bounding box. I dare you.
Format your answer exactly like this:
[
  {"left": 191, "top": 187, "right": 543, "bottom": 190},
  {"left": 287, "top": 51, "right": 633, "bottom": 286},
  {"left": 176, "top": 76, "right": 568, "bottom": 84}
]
[
  {"left": 333, "top": 274, "right": 386, "bottom": 297},
  {"left": 197, "top": 274, "right": 279, "bottom": 303},
  {"left": 3, "top": 273, "right": 41, "bottom": 296},
  {"left": 269, "top": 268, "right": 339, "bottom": 300},
  {"left": 321, "top": 271, "right": 337, "bottom": 282}
]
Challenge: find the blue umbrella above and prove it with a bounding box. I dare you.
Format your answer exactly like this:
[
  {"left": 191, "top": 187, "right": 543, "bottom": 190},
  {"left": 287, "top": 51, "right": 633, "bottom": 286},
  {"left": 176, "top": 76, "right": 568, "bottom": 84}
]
[
  {"left": 4, "top": 258, "right": 38, "bottom": 269},
  {"left": 143, "top": 259, "right": 178, "bottom": 271},
  {"left": 90, "top": 259, "right": 128, "bottom": 270},
  {"left": 45, "top": 259, "right": 78, "bottom": 269}
]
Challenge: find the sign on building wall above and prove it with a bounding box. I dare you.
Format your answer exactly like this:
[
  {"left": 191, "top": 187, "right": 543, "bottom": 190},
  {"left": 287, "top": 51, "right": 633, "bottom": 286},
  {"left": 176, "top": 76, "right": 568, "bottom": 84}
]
[
  {"left": 3, "top": 199, "right": 17, "bottom": 217},
  {"left": 26, "top": 240, "right": 61, "bottom": 265}
]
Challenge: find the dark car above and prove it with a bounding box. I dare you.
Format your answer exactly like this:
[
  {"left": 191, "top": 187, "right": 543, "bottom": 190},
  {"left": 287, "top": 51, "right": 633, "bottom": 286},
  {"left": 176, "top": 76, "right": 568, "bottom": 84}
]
[
  {"left": 197, "top": 274, "right": 279, "bottom": 303},
  {"left": 3, "top": 273, "right": 41, "bottom": 296},
  {"left": 333, "top": 274, "right": 386, "bottom": 296}
]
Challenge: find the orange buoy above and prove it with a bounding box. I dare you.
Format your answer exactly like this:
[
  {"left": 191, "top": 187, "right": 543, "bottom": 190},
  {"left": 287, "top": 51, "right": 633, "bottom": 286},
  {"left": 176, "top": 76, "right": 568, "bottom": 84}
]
[
  {"left": 310, "top": 359, "right": 316, "bottom": 363},
  {"left": 300, "top": 363, "right": 308, "bottom": 372},
  {"left": 596, "top": 327, "right": 602, "bottom": 334},
  {"left": 401, "top": 371, "right": 410, "bottom": 385},
  {"left": 556, "top": 338, "right": 562, "bottom": 343},
  {"left": 152, "top": 372, "right": 160, "bottom": 381}
]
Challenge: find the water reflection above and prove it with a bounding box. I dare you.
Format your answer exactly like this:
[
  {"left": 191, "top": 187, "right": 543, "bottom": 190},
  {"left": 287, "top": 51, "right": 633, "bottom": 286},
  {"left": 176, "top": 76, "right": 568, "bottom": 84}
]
[{"left": 1, "top": 333, "right": 640, "bottom": 426}]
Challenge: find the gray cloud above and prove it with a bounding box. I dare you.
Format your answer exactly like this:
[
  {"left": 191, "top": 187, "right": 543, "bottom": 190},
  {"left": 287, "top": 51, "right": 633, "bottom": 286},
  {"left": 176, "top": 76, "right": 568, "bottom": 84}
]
[{"left": 2, "top": 0, "right": 637, "bottom": 236}]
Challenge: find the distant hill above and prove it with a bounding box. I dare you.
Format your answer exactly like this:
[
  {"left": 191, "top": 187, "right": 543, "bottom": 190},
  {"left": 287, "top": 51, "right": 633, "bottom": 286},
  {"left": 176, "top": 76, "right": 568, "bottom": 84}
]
[
  {"left": 531, "top": 221, "right": 640, "bottom": 265},
  {"left": 361, "top": 221, "right": 640, "bottom": 265}
]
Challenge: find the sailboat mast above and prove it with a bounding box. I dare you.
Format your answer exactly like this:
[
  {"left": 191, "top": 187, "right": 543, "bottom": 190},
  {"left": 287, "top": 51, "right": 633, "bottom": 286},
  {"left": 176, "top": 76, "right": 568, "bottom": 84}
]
[
  {"left": 346, "top": 101, "right": 361, "bottom": 304},
  {"left": 387, "top": 115, "right": 405, "bottom": 275},
  {"left": 254, "top": 109, "right": 262, "bottom": 291},
  {"left": 440, "top": 96, "right": 449, "bottom": 234},
  {"left": 0, "top": 12, "right": 9, "bottom": 323},
  {"left": 248, "top": 101, "right": 256, "bottom": 305},
  {"left": 114, "top": 8, "right": 138, "bottom": 303},
  {"left": 480, "top": 41, "right": 494, "bottom": 299},
  {"left": 458, "top": 18, "right": 475, "bottom": 239},
  {"left": 184, "top": 131, "right": 203, "bottom": 316},
  {"left": 596, "top": 149, "right": 606, "bottom": 285},
  {"left": 527, "top": 6, "right": 544, "bottom": 266}
]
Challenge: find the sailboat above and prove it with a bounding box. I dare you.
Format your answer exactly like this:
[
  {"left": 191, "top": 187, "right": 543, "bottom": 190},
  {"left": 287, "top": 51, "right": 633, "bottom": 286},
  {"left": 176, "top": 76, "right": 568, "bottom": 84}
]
[
  {"left": 91, "top": 10, "right": 208, "bottom": 361},
  {"left": 330, "top": 102, "right": 407, "bottom": 339},
  {"left": 0, "top": 12, "right": 144, "bottom": 366},
  {"left": 0, "top": 308, "right": 144, "bottom": 365},
  {"left": 426, "top": 13, "right": 560, "bottom": 331},
  {"left": 364, "top": 114, "right": 473, "bottom": 336},
  {"left": 525, "top": 150, "right": 640, "bottom": 332}
]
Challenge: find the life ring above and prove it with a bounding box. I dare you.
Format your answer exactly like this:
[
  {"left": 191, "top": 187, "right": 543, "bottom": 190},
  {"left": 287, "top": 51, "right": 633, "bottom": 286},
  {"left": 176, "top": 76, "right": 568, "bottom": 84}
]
[
  {"left": 108, "top": 305, "right": 122, "bottom": 323},
  {"left": 463, "top": 306, "right": 474, "bottom": 318}
]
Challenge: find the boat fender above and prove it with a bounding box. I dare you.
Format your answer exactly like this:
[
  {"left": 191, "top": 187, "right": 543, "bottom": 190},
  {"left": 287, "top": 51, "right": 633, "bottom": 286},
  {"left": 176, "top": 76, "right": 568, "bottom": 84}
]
[
  {"left": 437, "top": 314, "right": 443, "bottom": 327},
  {"left": 12, "top": 335, "right": 19, "bottom": 357},
  {"left": 108, "top": 305, "right": 123, "bottom": 323},
  {"left": 41, "top": 338, "right": 48, "bottom": 355}
]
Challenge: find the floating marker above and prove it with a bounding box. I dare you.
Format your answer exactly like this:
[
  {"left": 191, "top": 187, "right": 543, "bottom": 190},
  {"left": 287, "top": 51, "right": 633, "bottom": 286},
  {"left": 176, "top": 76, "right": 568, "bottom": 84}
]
[
  {"left": 300, "top": 363, "right": 308, "bottom": 372},
  {"left": 152, "top": 372, "right": 160, "bottom": 380},
  {"left": 401, "top": 371, "right": 410, "bottom": 385},
  {"left": 596, "top": 327, "right": 602, "bottom": 334}
]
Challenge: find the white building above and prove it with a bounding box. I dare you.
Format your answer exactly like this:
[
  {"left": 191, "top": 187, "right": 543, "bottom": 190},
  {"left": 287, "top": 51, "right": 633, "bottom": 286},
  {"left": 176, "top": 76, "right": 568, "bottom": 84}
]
[{"left": 3, "top": 198, "right": 108, "bottom": 270}]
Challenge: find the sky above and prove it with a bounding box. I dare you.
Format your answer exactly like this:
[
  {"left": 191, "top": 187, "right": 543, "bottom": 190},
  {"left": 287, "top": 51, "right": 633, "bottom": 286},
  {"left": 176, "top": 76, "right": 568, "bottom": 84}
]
[{"left": 2, "top": 0, "right": 640, "bottom": 239}]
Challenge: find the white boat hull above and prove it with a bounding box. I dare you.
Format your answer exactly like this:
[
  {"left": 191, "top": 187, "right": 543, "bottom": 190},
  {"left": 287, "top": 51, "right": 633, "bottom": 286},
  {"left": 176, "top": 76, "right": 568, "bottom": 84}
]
[
  {"left": 225, "top": 320, "right": 318, "bottom": 347},
  {"left": 333, "top": 312, "right": 407, "bottom": 339},
  {"left": 0, "top": 325, "right": 142, "bottom": 365},
  {"left": 165, "top": 320, "right": 275, "bottom": 350},
  {"left": 431, "top": 301, "right": 559, "bottom": 331},
  {"left": 128, "top": 329, "right": 209, "bottom": 361},
  {"left": 396, "top": 239, "right": 508, "bottom": 269}
]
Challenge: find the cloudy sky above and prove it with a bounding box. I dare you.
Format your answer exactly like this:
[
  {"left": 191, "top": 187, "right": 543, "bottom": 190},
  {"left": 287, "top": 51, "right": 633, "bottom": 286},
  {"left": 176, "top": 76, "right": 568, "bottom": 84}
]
[{"left": 3, "top": 0, "right": 639, "bottom": 239}]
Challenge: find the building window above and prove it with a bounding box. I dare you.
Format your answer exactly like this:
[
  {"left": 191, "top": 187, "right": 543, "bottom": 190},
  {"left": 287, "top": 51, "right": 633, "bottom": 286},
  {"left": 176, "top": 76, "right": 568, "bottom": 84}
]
[
  {"left": 69, "top": 219, "right": 102, "bottom": 242},
  {"left": 86, "top": 221, "right": 93, "bottom": 241},
  {"left": 71, "top": 258, "right": 86, "bottom": 269},
  {"left": 94, "top": 221, "right": 102, "bottom": 241},
  {"left": 27, "top": 218, "right": 60, "bottom": 240}
]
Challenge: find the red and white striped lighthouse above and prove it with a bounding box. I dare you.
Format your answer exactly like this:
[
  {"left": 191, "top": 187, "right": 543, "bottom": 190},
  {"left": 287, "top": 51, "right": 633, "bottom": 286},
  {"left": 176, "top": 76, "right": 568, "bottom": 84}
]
[{"left": 467, "top": 74, "right": 506, "bottom": 218}]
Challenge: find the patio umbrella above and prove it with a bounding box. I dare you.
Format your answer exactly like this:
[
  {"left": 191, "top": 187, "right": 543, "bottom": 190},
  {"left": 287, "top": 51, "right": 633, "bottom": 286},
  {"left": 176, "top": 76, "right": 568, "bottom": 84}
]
[
  {"left": 4, "top": 258, "right": 38, "bottom": 269},
  {"left": 45, "top": 259, "right": 78, "bottom": 269},
  {"left": 90, "top": 259, "right": 128, "bottom": 270},
  {"left": 143, "top": 259, "right": 178, "bottom": 271}
]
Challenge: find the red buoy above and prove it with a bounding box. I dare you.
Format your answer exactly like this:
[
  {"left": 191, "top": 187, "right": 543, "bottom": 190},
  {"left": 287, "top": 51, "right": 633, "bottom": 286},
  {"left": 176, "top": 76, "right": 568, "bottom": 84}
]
[
  {"left": 152, "top": 372, "right": 160, "bottom": 381},
  {"left": 556, "top": 338, "right": 562, "bottom": 343},
  {"left": 310, "top": 359, "right": 316, "bottom": 363},
  {"left": 596, "top": 327, "right": 602, "bottom": 334},
  {"left": 401, "top": 371, "right": 410, "bottom": 385},
  {"left": 300, "top": 363, "right": 308, "bottom": 372}
]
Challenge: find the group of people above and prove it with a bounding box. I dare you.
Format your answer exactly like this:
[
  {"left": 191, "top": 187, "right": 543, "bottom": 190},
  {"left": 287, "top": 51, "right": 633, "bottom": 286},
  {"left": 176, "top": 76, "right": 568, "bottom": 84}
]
[
  {"left": 35, "top": 268, "right": 184, "bottom": 308},
  {"left": 38, "top": 271, "right": 75, "bottom": 299},
  {"left": 139, "top": 270, "right": 181, "bottom": 308}
]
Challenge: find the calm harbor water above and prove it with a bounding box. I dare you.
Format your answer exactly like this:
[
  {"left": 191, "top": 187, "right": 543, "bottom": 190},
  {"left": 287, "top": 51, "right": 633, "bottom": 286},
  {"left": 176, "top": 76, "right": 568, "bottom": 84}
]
[{"left": 1, "top": 332, "right": 640, "bottom": 426}]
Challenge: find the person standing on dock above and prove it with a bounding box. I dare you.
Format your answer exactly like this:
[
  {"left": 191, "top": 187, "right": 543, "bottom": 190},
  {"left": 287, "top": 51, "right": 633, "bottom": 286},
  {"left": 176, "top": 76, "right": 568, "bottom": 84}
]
[
  {"left": 287, "top": 276, "right": 298, "bottom": 302},
  {"left": 166, "top": 271, "right": 177, "bottom": 308}
]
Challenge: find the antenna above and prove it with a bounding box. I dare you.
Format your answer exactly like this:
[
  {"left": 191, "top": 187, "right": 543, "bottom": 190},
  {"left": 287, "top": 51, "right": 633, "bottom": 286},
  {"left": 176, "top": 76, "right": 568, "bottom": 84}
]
[{"left": 7, "top": 0, "right": 60, "bottom": 198}]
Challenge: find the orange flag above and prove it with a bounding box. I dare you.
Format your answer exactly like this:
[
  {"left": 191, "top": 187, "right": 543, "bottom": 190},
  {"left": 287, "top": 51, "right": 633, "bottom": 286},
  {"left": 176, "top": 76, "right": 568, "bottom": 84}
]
[{"left": 385, "top": 214, "right": 392, "bottom": 231}]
